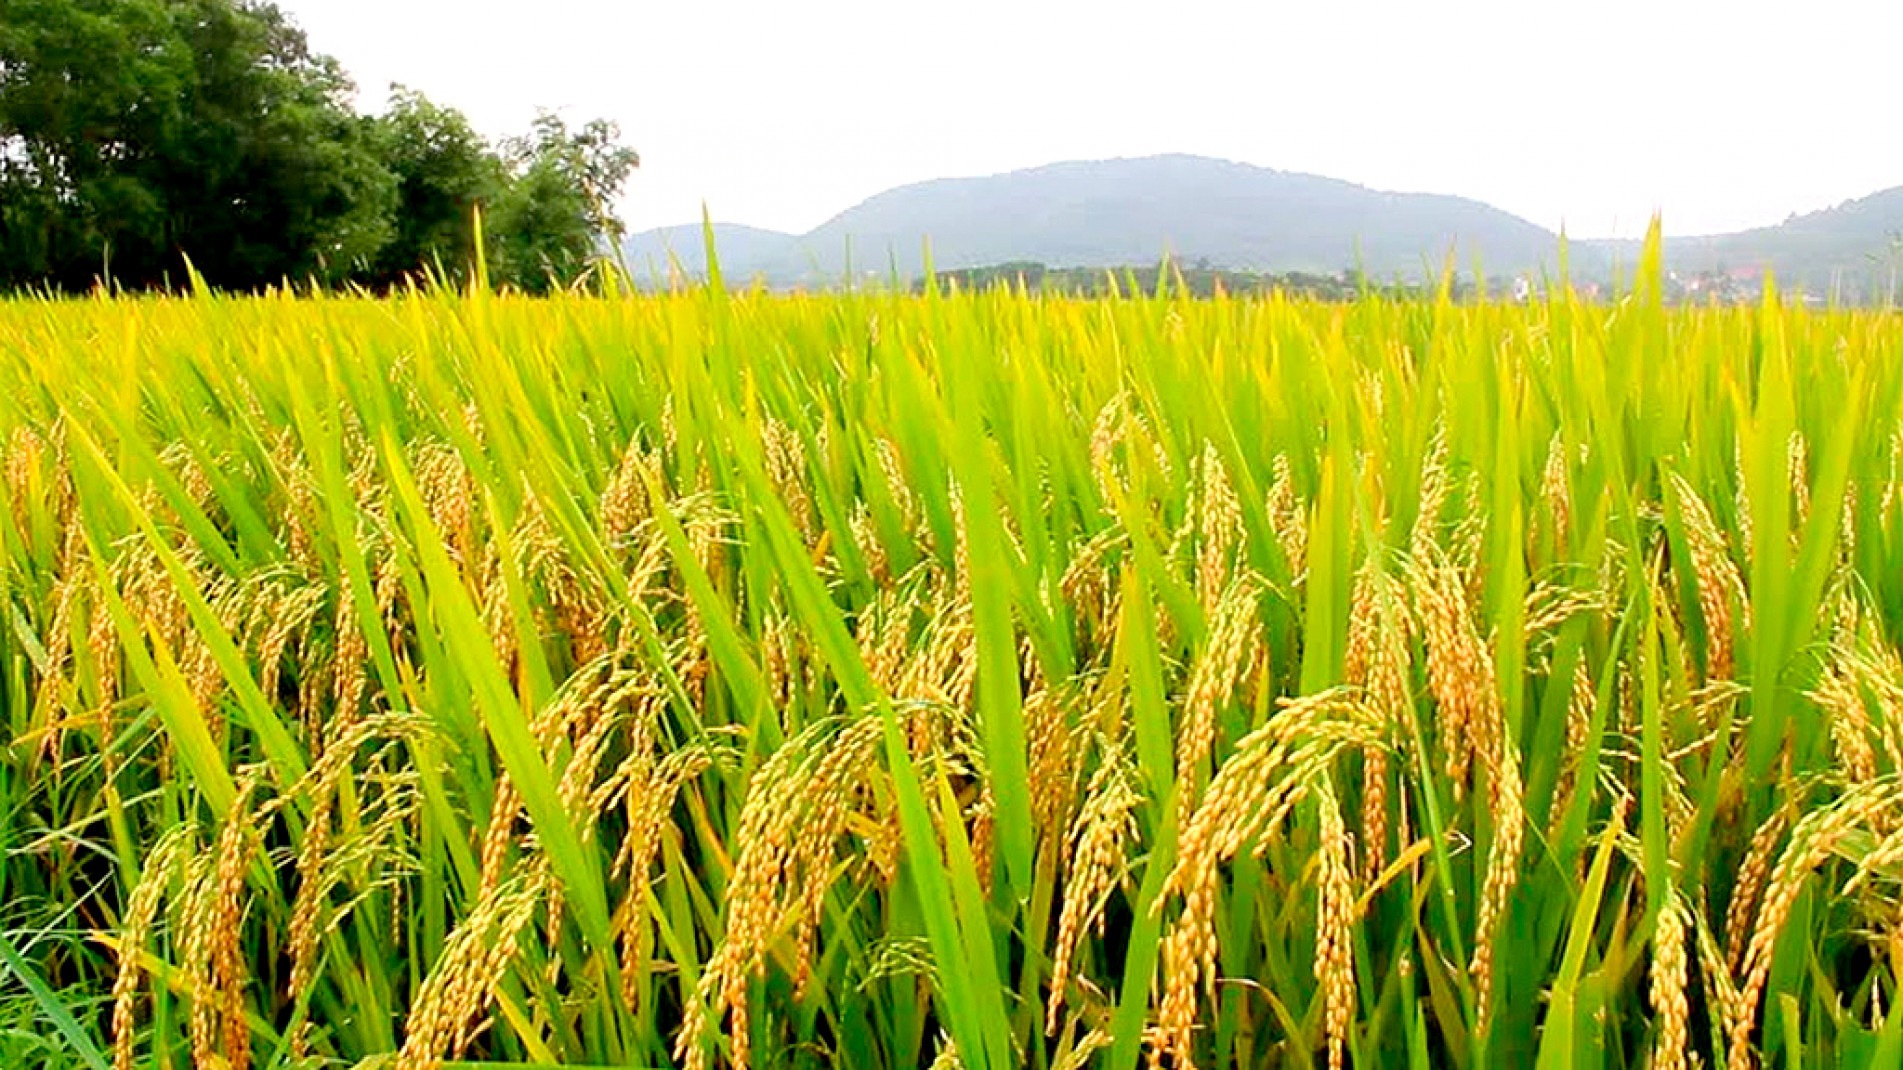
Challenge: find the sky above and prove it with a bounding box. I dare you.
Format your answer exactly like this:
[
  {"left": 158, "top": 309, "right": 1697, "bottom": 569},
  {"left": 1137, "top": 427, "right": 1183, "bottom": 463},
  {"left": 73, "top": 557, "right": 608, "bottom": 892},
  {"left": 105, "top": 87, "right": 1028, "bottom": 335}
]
[{"left": 278, "top": 0, "right": 1903, "bottom": 240}]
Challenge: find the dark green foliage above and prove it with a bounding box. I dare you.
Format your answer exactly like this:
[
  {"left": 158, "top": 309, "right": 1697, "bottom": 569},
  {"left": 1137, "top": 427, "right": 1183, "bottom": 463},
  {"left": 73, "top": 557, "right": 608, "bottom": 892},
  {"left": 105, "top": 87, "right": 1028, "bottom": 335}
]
[
  {"left": 0, "top": 0, "right": 636, "bottom": 292},
  {"left": 364, "top": 87, "right": 503, "bottom": 289},
  {"left": 0, "top": 0, "right": 394, "bottom": 289},
  {"left": 488, "top": 113, "right": 639, "bottom": 294}
]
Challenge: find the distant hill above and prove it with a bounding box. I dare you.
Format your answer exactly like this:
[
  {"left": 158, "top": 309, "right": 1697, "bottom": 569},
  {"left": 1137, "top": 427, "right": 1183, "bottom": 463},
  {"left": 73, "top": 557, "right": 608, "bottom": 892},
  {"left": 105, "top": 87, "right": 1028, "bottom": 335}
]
[
  {"left": 624, "top": 157, "right": 1903, "bottom": 299},
  {"left": 623, "top": 155, "right": 1596, "bottom": 286},
  {"left": 1585, "top": 189, "right": 1903, "bottom": 302},
  {"left": 619, "top": 223, "right": 801, "bottom": 282}
]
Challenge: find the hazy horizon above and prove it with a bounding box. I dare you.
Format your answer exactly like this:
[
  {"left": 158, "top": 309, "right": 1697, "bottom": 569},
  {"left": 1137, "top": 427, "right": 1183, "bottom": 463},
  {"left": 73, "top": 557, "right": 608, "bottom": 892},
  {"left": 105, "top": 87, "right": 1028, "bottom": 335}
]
[{"left": 277, "top": 0, "right": 1903, "bottom": 241}]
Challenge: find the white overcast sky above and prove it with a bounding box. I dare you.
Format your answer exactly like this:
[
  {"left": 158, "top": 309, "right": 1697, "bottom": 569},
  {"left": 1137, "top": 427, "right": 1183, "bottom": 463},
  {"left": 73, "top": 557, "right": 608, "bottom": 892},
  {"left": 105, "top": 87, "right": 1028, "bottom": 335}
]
[{"left": 278, "top": 0, "right": 1902, "bottom": 239}]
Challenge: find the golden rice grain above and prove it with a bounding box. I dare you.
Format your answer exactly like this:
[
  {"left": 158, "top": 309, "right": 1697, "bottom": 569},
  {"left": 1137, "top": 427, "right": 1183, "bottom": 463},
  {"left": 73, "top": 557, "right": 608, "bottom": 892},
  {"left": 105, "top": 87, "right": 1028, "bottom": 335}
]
[
  {"left": 1194, "top": 444, "right": 1242, "bottom": 615},
  {"left": 1153, "top": 691, "right": 1380, "bottom": 1070},
  {"left": 1668, "top": 473, "right": 1750, "bottom": 682},
  {"left": 1726, "top": 806, "right": 1790, "bottom": 974},
  {"left": 677, "top": 715, "right": 884, "bottom": 1070},
  {"left": 1344, "top": 563, "right": 1408, "bottom": 879},
  {"left": 1540, "top": 431, "right": 1572, "bottom": 550},
  {"left": 1315, "top": 781, "right": 1355, "bottom": 1070},
  {"left": 396, "top": 862, "right": 549, "bottom": 1070},
  {"left": 1730, "top": 784, "right": 1897, "bottom": 1068},
  {"left": 111, "top": 830, "right": 189, "bottom": 1070},
  {"left": 1174, "top": 576, "right": 1262, "bottom": 826},
  {"left": 1267, "top": 455, "right": 1308, "bottom": 580},
  {"left": 1651, "top": 892, "right": 1690, "bottom": 1070},
  {"left": 1047, "top": 743, "right": 1140, "bottom": 1034}
]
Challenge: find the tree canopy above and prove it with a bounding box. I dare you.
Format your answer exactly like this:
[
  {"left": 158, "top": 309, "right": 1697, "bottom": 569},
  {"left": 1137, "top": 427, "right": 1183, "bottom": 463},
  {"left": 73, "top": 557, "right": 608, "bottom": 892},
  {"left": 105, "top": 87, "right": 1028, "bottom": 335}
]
[{"left": 0, "top": 0, "right": 636, "bottom": 292}]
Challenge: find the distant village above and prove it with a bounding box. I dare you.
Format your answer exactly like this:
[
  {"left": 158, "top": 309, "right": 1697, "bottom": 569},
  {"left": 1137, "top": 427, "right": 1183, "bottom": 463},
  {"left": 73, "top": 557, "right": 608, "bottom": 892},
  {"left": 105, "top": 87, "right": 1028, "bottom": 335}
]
[
  {"left": 921, "top": 262, "right": 1856, "bottom": 305},
  {"left": 886, "top": 252, "right": 1903, "bottom": 307},
  {"left": 1479, "top": 267, "right": 1862, "bottom": 308}
]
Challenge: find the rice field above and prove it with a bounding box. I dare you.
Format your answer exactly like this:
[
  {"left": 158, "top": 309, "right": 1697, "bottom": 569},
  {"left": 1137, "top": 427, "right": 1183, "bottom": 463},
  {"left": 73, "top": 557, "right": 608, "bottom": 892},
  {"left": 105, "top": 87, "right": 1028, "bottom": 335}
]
[{"left": 2, "top": 247, "right": 1902, "bottom": 1069}]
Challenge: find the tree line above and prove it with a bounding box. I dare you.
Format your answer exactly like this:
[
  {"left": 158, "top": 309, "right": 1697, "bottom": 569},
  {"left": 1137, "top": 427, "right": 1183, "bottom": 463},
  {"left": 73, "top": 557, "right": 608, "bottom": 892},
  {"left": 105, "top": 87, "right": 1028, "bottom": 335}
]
[{"left": 0, "top": 0, "right": 637, "bottom": 293}]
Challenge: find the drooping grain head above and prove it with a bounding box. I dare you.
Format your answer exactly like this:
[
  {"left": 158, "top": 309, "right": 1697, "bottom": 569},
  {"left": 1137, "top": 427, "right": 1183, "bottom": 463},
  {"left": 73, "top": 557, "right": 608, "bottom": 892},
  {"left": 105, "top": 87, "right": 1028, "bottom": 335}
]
[
  {"left": 1047, "top": 741, "right": 1140, "bottom": 1034},
  {"left": 1407, "top": 546, "right": 1494, "bottom": 795},
  {"left": 1547, "top": 660, "right": 1596, "bottom": 836},
  {"left": 1153, "top": 692, "right": 1381, "bottom": 1070},
  {"left": 1407, "top": 430, "right": 1450, "bottom": 563},
  {"left": 1651, "top": 892, "right": 1691, "bottom": 1070},
  {"left": 1088, "top": 393, "right": 1126, "bottom": 478},
  {"left": 1788, "top": 431, "right": 1811, "bottom": 542},
  {"left": 761, "top": 417, "right": 816, "bottom": 539},
  {"left": 1344, "top": 563, "right": 1408, "bottom": 878},
  {"left": 873, "top": 436, "right": 918, "bottom": 529},
  {"left": 413, "top": 441, "right": 475, "bottom": 567},
  {"left": 1540, "top": 431, "right": 1573, "bottom": 552},
  {"left": 1669, "top": 473, "right": 1750, "bottom": 682},
  {"left": 1812, "top": 658, "right": 1880, "bottom": 784},
  {"left": 1173, "top": 575, "right": 1263, "bottom": 827},
  {"left": 156, "top": 441, "right": 215, "bottom": 515},
  {"left": 112, "top": 830, "right": 189, "bottom": 1070},
  {"left": 396, "top": 863, "right": 550, "bottom": 1070},
  {"left": 1025, "top": 687, "right": 1085, "bottom": 858},
  {"left": 285, "top": 789, "right": 337, "bottom": 1025},
  {"left": 600, "top": 438, "right": 659, "bottom": 546},
  {"left": 1267, "top": 455, "right": 1308, "bottom": 581},
  {"left": 1315, "top": 781, "right": 1356, "bottom": 1070},
  {"left": 2, "top": 424, "right": 44, "bottom": 540},
  {"left": 1061, "top": 524, "right": 1127, "bottom": 654},
  {"left": 1468, "top": 732, "right": 1524, "bottom": 1032},
  {"left": 1193, "top": 444, "right": 1242, "bottom": 615},
  {"left": 850, "top": 501, "right": 890, "bottom": 584},
  {"left": 187, "top": 775, "right": 261, "bottom": 1070},
  {"left": 478, "top": 777, "right": 522, "bottom": 905},
  {"left": 1730, "top": 784, "right": 1900, "bottom": 1069},
  {"left": 1733, "top": 436, "right": 1755, "bottom": 569},
  {"left": 331, "top": 582, "right": 370, "bottom": 742},
  {"left": 615, "top": 743, "right": 710, "bottom": 1015},
  {"left": 676, "top": 715, "right": 884, "bottom": 1070},
  {"left": 266, "top": 428, "right": 322, "bottom": 567}
]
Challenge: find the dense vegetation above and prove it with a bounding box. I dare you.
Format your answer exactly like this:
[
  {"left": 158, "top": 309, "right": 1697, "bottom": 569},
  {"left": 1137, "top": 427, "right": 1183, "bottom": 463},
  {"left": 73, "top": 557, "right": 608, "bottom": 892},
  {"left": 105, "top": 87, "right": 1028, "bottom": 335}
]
[
  {"left": 2, "top": 241, "right": 1902, "bottom": 1069},
  {"left": 0, "top": 0, "right": 636, "bottom": 293}
]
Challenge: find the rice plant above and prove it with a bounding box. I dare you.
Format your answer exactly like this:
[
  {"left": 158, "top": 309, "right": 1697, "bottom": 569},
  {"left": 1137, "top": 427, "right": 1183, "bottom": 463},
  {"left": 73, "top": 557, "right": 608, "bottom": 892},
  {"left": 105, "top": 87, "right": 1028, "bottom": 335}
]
[{"left": 3, "top": 238, "right": 1903, "bottom": 1068}]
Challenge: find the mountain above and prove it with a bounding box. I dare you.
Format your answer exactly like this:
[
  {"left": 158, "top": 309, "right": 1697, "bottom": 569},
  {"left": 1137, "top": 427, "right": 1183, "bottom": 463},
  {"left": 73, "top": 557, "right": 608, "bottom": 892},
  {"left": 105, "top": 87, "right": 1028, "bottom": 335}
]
[
  {"left": 1586, "top": 189, "right": 1903, "bottom": 301},
  {"left": 623, "top": 155, "right": 1595, "bottom": 286},
  {"left": 798, "top": 155, "right": 1585, "bottom": 281},
  {"left": 623, "top": 157, "right": 1903, "bottom": 297},
  {"left": 619, "top": 223, "right": 800, "bottom": 281}
]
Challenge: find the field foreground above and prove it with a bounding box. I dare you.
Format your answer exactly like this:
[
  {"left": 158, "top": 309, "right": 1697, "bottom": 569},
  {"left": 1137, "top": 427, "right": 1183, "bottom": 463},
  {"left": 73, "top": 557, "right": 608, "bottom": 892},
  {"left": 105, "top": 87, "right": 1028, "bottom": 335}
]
[{"left": 2, "top": 268, "right": 1901, "bottom": 1069}]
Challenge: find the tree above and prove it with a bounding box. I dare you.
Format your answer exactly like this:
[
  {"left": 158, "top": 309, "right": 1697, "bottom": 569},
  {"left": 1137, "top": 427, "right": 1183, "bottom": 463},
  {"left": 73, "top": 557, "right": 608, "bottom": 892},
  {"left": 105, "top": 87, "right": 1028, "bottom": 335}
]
[
  {"left": 488, "top": 113, "right": 639, "bottom": 294},
  {"left": 367, "top": 86, "right": 502, "bottom": 288},
  {"left": 0, "top": 0, "right": 639, "bottom": 293},
  {"left": 0, "top": 0, "right": 393, "bottom": 290},
  {"left": 173, "top": 2, "right": 395, "bottom": 286},
  {"left": 0, "top": 0, "right": 189, "bottom": 288}
]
